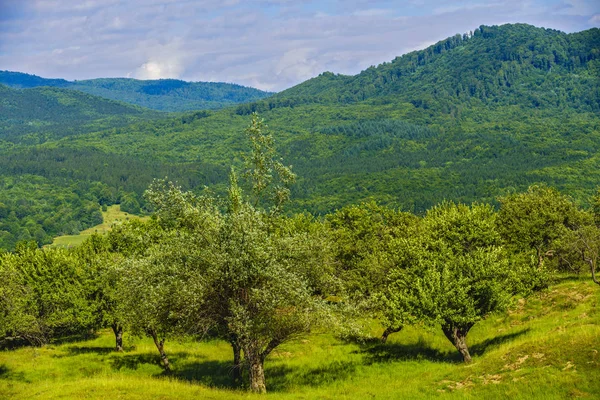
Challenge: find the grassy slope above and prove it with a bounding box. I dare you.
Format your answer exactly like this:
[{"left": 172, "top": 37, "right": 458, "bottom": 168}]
[
  {"left": 47, "top": 205, "right": 148, "bottom": 248},
  {"left": 1, "top": 277, "right": 598, "bottom": 399}
]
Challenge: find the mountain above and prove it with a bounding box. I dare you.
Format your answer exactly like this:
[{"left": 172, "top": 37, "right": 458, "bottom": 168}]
[
  {"left": 237, "top": 24, "right": 599, "bottom": 115},
  {"left": 0, "top": 84, "right": 163, "bottom": 143},
  {"left": 0, "top": 72, "right": 273, "bottom": 112},
  {"left": 1, "top": 23, "right": 599, "bottom": 250}
]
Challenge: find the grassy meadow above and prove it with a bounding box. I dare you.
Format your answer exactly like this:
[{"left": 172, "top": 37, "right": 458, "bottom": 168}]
[
  {"left": 47, "top": 205, "right": 148, "bottom": 248},
  {"left": 1, "top": 276, "right": 598, "bottom": 399}
]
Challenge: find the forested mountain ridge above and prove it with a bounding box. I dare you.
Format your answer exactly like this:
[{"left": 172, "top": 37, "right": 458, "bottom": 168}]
[
  {"left": 1, "top": 23, "right": 600, "bottom": 250},
  {"left": 238, "top": 23, "right": 600, "bottom": 114},
  {"left": 0, "top": 72, "right": 273, "bottom": 112},
  {"left": 0, "top": 84, "right": 164, "bottom": 143}
]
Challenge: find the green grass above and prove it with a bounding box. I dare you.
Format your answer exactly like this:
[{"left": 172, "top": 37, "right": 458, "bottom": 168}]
[
  {"left": 1, "top": 277, "right": 599, "bottom": 399},
  {"left": 47, "top": 205, "right": 149, "bottom": 248}
]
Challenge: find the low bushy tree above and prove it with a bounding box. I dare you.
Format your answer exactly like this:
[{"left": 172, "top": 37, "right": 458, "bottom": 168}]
[{"left": 381, "top": 202, "right": 512, "bottom": 362}]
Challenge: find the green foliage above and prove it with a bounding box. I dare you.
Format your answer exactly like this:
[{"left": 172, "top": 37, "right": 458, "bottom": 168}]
[
  {"left": 326, "top": 202, "right": 418, "bottom": 301},
  {"left": 0, "top": 175, "right": 104, "bottom": 250},
  {"left": 2, "top": 24, "right": 600, "bottom": 247},
  {"left": 0, "top": 243, "right": 95, "bottom": 344},
  {"left": 0, "top": 84, "right": 162, "bottom": 143},
  {"left": 0, "top": 258, "right": 38, "bottom": 345},
  {"left": 380, "top": 202, "right": 513, "bottom": 362},
  {"left": 242, "top": 113, "right": 296, "bottom": 212},
  {"left": 0, "top": 72, "right": 273, "bottom": 112},
  {"left": 498, "top": 185, "right": 588, "bottom": 269}
]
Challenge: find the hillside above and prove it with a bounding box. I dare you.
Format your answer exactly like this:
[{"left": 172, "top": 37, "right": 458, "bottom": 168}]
[
  {"left": 1, "top": 23, "right": 600, "bottom": 249},
  {"left": 1, "top": 277, "right": 598, "bottom": 398},
  {"left": 268, "top": 24, "right": 600, "bottom": 111},
  {"left": 0, "top": 84, "right": 163, "bottom": 143},
  {"left": 0, "top": 72, "right": 273, "bottom": 112}
]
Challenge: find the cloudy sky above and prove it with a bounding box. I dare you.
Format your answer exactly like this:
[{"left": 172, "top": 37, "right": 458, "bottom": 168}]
[{"left": 0, "top": 0, "right": 598, "bottom": 92}]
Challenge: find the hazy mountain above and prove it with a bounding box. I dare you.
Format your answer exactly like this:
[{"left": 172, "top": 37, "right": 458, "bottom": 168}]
[{"left": 0, "top": 72, "right": 273, "bottom": 112}]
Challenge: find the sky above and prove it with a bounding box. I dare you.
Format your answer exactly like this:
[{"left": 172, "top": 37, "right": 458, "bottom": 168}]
[{"left": 0, "top": 0, "right": 598, "bottom": 92}]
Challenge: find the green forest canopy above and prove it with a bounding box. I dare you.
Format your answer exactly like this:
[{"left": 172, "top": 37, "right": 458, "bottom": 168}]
[{"left": 0, "top": 23, "right": 599, "bottom": 250}]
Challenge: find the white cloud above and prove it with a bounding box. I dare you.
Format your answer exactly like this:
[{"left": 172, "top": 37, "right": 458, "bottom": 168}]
[
  {"left": 133, "top": 60, "right": 184, "bottom": 79},
  {"left": 0, "top": 0, "right": 599, "bottom": 91}
]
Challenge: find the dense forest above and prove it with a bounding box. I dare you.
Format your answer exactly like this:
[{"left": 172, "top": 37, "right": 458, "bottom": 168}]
[
  {"left": 0, "top": 72, "right": 273, "bottom": 112},
  {"left": 0, "top": 23, "right": 599, "bottom": 252},
  {"left": 0, "top": 84, "right": 164, "bottom": 143}
]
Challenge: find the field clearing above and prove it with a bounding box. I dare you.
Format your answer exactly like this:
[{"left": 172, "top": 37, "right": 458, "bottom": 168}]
[
  {"left": 47, "top": 205, "right": 149, "bottom": 248},
  {"left": 1, "top": 277, "right": 599, "bottom": 399}
]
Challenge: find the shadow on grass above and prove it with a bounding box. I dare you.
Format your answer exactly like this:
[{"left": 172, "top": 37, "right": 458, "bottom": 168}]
[
  {"left": 50, "top": 332, "right": 99, "bottom": 345},
  {"left": 360, "top": 340, "right": 454, "bottom": 364},
  {"left": 470, "top": 328, "right": 530, "bottom": 356},
  {"left": 65, "top": 346, "right": 116, "bottom": 355},
  {"left": 110, "top": 351, "right": 193, "bottom": 371},
  {"left": 266, "top": 361, "right": 358, "bottom": 392},
  {"left": 160, "top": 357, "right": 358, "bottom": 392},
  {"left": 0, "top": 337, "right": 31, "bottom": 351},
  {"left": 359, "top": 329, "right": 532, "bottom": 364},
  {"left": 52, "top": 345, "right": 134, "bottom": 358},
  {"left": 0, "top": 364, "right": 29, "bottom": 382},
  {"left": 171, "top": 360, "right": 238, "bottom": 389}
]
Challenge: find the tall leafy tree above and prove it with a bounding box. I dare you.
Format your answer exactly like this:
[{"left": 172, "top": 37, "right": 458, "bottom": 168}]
[
  {"left": 136, "top": 114, "right": 331, "bottom": 392},
  {"left": 242, "top": 112, "right": 296, "bottom": 212}
]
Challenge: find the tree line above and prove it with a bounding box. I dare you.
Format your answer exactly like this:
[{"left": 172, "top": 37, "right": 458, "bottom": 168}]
[{"left": 1, "top": 115, "right": 599, "bottom": 393}]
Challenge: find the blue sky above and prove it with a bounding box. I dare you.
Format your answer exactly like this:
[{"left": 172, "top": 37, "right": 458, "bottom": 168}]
[{"left": 0, "top": 0, "right": 598, "bottom": 91}]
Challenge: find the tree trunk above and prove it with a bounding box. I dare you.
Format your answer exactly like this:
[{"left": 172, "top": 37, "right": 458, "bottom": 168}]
[
  {"left": 244, "top": 346, "right": 266, "bottom": 394},
  {"left": 248, "top": 357, "right": 266, "bottom": 394},
  {"left": 586, "top": 257, "right": 600, "bottom": 286},
  {"left": 111, "top": 323, "right": 123, "bottom": 352},
  {"left": 442, "top": 324, "right": 472, "bottom": 363},
  {"left": 381, "top": 326, "right": 402, "bottom": 343},
  {"left": 230, "top": 337, "right": 242, "bottom": 386},
  {"left": 536, "top": 246, "right": 544, "bottom": 270},
  {"left": 149, "top": 329, "right": 171, "bottom": 372}
]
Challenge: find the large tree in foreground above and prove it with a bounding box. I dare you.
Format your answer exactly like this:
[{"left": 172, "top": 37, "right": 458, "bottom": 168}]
[
  {"left": 215, "top": 192, "right": 328, "bottom": 392},
  {"left": 136, "top": 113, "right": 331, "bottom": 392},
  {"left": 381, "top": 202, "right": 512, "bottom": 362}
]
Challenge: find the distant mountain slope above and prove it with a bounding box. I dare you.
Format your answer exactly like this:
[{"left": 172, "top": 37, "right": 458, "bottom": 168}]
[
  {"left": 1, "top": 23, "right": 599, "bottom": 249},
  {"left": 0, "top": 72, "right": 273, "bottom": 112},
  {"left": 0, "top": 84, "right": 162, "bottom": 143},
  {"left": 238, "top": 24, "right": 599, "bottom": 114}
]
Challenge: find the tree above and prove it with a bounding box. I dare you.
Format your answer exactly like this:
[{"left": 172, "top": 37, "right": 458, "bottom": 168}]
[
  {"left": 134, "top": 114, "right": 331, "bottom": 392},
  {"left": 6, "top": 243, "right": 95, "bottom": 344},
  {"left": 381, "top": 202, "right": 512, "bottom": 362},
  {"left": 116, "top": 240, "right": 181, "bottom": 372},
  {"left": 497, "top": 185, "right": 585, "bottom": 270},
  {"left": 76, "top": 234, "right": 126, "bottom": 351},
  {"left": 565, "top": 222, "right": 600, "bottom": 286},
  {"left": 326, "top": 202, "right": 418, "bottom": 342},
  {"left": 242, "top": 112, "right": 296, "bottom": 213},
  {"left": 0, "top": 254, "right": 39, "bottom": 345},
  {"left": 215, "top": 197, "right": 328, "bottom": 392}
]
